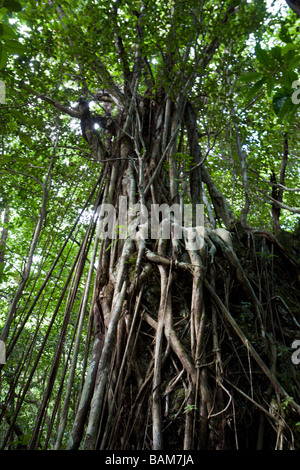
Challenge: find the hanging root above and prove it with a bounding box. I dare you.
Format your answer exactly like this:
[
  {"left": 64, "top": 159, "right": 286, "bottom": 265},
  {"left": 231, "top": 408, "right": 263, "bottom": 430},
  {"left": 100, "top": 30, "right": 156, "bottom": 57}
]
[
  {"left": 2, "top": 187, "right": 299, "bottom": 450},
  {"left": 71, "top": 217, "right": 300, "bottom": 450}
]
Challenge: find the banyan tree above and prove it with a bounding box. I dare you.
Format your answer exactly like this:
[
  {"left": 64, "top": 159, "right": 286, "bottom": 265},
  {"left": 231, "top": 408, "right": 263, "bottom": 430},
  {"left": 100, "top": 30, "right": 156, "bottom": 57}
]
[{"left": 1, "top": 0, "right": 300, "bottom": 450}]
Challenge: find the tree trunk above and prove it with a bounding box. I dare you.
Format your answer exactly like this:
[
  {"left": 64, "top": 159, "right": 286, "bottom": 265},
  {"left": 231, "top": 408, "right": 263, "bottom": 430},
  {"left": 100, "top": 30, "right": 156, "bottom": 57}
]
[
  {"left": 271, "top": 137, "right": 288, "bottom": 233},
  {"left": 52, "top": 90, "right": 298, "bottom": 450},
  {"left": 1, "top": 1, "right": 300, "bottom": 452}
]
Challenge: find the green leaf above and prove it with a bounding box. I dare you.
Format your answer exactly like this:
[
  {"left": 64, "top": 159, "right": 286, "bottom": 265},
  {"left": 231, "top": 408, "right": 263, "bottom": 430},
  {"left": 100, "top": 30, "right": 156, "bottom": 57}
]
[
  {"left": 10, "top": 109, "right": 28, "bottom": 122},
  {"left": 18, "top": 131, "right": 32, "bottom": 146},
  {"left": 2, "top": 23, "right": 17, "bottom": 39},
  {"left": 0, "top": 23, "right": 4, "bottom": 38},
  {"left": 4, "top": 39, "right": 26, "bottom": 55},
  {"left": 272, "top": 92, "right": 287, "bottom": 115},
  {"left": 282, "top": 43, "right": 298, "bottom": 56},
  {"left": 279, "top": 25, "right": 293, "bottom": 44},
  {"left": 282, "top": 70, "right": 298, "bottom": 90},
  {"left": 0, "top": 154, "right": 28, "bottom": 164},
  {"left": 246, "top": 77, "right": 266, "bottom": 99},
  {"left": 3, "top": 0, "right": 23, "bottom": 12},
  {"left": 0, "top": 155, "right": 13, "bottom": 164},
  {"left": 272, "top": 91, "right": 295, "bottom": 120},
  {"left": 0, "top": 44, "right": 8, "bottom": 69},
  {"left": 287, "top": 54, "right": 300, "bottom": 69},
  {"left": 239, "top": 71, "right": 262, "bottom": 83},
  {"left": 278, "top": 97, "right": 294, "bottom": 120},
  {"left": 266, "top": 76, "right": 274, "bottom": 97},
  {"left": 270, "top": 46, "right": 282, "bottom": 61},
  {"left": 0, "top": 262, "right": 5, "bottom": 276},
  {"left": 255, "top": 44, "right": 271, "bottom": 67}
]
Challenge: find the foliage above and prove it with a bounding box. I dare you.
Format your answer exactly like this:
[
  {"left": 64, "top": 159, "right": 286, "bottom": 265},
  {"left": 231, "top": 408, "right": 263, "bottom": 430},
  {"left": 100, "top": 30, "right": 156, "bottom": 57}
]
[{"left": 0, "top": 0, "right": 300, "bottom": 451}]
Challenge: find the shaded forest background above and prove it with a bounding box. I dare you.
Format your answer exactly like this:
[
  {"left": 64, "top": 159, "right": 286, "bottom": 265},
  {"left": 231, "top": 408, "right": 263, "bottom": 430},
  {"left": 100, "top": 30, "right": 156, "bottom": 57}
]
[{"left": 0, "top": 0, "right": 300, "bottom": 450}]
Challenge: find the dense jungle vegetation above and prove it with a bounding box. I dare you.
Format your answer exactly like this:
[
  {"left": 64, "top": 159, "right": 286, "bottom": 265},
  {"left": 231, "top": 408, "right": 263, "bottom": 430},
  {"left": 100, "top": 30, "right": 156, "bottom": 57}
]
[{"left": 0, "top": 0, "right": 300, "bottom": 451}]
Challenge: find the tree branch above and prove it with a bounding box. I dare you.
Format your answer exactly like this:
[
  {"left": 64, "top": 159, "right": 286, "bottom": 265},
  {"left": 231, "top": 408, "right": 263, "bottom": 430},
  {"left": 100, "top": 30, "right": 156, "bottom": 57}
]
[
  {"left": 285, "top": 0, "right": 300, "bottom": 17},
  {"left": 21, "top": 84, "right": 80, "bottom": 118}
]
